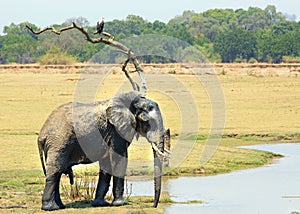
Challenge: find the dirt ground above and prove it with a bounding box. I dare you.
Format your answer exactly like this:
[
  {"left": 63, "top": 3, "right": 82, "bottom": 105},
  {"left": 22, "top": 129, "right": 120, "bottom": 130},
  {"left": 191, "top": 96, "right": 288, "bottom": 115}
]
[{"left": 1, "top": 63, "right": 300, "bottom": 76}]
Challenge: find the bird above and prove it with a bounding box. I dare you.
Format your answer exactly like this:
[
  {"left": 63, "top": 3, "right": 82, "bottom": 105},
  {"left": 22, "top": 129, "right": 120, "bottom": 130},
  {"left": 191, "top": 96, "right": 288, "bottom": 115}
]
[{"left": 94, "top": 18, "right": 104, "bottom": 35}]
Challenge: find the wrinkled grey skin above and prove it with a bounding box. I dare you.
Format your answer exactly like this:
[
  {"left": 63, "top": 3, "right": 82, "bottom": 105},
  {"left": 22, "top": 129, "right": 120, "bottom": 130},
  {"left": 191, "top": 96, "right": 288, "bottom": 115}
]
[{"left": 38, "top": 91, "right": 165, "bottom": 210}]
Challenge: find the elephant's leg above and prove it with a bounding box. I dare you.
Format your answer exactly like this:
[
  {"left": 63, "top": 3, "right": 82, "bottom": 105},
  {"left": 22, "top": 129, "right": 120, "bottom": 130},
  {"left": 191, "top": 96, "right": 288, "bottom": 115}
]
[
  {"left": 92, "top": 170, "right": 111, "bottom": 207},
  {"left": 111, "top": 176, "right": 129, "bottom": 206},
  {"left": 110, "top": 138, "right": 129, "bottom": 206},
  {"left": 54, "top": 174, "right": 65, "bottom": 209},
  {"left": 41, "top": 168, "right": 62, "bottom": 211}
]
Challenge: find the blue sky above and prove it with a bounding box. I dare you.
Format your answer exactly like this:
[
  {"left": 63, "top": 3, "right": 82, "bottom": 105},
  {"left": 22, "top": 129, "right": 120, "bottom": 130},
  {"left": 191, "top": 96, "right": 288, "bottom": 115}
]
[{"left": 1, "top": 0, "right": 300, "bottom": 33}]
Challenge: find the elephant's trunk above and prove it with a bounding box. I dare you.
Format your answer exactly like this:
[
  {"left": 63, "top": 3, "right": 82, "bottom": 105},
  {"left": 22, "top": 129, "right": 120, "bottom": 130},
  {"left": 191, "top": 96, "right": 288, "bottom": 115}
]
[{"left": 152, "top": 137, "right": 164, "bottom": 208}]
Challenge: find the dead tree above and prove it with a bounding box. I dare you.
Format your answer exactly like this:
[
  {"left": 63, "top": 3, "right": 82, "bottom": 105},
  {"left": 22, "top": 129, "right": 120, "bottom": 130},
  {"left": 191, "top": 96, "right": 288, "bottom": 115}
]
[
  {"left": 26, "top": 22, "right": 171, "bottom": 156},
  {"left": 25, "top": 22, "right": 146, "bottom": 97}
]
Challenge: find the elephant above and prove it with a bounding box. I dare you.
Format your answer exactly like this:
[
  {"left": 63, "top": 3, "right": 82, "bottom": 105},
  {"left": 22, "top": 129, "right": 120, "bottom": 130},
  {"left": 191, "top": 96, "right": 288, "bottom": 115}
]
[{"left": 37, "top": 91, "right": 169, "bottom": 211}]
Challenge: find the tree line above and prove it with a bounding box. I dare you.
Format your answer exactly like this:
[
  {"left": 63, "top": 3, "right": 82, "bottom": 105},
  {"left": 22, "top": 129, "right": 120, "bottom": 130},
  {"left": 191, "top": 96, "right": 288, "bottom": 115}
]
[{"left": 1, "top": 5, "right": 300, "bottom": 64}]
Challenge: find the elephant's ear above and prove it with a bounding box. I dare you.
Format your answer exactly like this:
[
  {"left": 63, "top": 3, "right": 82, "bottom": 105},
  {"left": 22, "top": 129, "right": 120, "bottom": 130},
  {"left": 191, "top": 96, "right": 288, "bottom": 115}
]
[{"left": 106, "top": 92, "right": 138, "bottom": 142}]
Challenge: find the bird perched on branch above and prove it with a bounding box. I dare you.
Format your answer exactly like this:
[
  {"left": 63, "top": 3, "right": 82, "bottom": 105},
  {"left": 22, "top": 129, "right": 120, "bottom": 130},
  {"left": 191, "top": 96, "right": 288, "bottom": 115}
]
[{"left": 94, "top": 18, "right": 105, "bottom": 35}]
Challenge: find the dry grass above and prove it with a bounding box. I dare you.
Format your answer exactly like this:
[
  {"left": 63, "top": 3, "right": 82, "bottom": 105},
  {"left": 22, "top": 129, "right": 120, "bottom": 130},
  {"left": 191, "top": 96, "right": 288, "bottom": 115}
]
[
  {"left": 0, "top": 65, "right": 300, "bottom": 213},
  {"left": 221, "top": 75, "right": 300, "bottom": 134}
]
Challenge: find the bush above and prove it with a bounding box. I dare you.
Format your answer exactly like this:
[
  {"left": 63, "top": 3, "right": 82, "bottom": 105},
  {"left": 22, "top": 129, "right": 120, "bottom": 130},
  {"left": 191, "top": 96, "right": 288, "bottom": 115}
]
[
  {"left": 282, "top": 56, "right": 300, "bottom": 63},
  {"left": 38, "top": 46, "right": 77, "bottom": 65},
  {"left": 234, "top": 57, "right": 246, "bottom": 63},
  {"left": 248, "top": 57, "right": 258, "bottom": 64}
]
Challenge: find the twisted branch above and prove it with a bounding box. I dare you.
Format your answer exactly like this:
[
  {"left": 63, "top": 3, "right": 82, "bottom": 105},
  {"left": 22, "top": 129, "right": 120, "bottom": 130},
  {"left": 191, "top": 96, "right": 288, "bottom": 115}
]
[{"left": 26, "top": 22, "right": 146, "bottom": 96}]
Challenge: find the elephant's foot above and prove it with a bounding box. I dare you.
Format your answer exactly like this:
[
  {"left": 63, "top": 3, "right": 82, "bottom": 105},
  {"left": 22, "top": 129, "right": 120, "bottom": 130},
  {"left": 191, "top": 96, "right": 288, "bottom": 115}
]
[
  {"left": 55, "top": 189, "right": 66, "bottom": 209},
  {"left": 111, "top": 177, "right": 128, "bottom": 206},
  {"left": 41, "top": 199, "right": 61, "bottom": 211},
  {"left": 57, "top": 202, "right": 66, "bottom": 209},
  {"left": 111, "top": 198, "right": 129, "bottom": 206},
  {"left": 92, "top": 198, "right": 110, "bottom": 207}
]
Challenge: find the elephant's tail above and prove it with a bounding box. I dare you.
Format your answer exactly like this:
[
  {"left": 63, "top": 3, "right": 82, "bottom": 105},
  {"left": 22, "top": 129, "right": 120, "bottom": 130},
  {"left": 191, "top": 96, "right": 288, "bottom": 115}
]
[{"left": 37, "top": 138, "right": 46, "bottom": 176}]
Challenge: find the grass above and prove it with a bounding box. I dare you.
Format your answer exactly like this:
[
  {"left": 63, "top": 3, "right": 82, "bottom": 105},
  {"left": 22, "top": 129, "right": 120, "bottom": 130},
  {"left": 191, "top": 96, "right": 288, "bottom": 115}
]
[{"left": 0, "top": 66, "right": 300, "bottom": 213}]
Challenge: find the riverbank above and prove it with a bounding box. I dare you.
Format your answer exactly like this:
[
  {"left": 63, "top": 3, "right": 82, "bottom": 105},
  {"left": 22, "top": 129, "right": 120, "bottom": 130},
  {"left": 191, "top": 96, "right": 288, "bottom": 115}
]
[{"left": 164, "top": 143, "right": 300, "bottom": 213}]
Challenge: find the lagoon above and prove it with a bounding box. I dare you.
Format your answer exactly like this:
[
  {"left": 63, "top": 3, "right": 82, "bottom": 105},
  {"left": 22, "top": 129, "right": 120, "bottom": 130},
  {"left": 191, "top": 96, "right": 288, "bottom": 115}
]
[{"left": 130, "top": 143, "right": 300, "bottom": 214}]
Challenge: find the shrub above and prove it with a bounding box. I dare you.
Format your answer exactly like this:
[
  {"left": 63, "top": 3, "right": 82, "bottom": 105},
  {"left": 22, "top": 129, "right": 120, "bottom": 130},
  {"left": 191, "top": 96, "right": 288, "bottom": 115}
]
[
  {"left": 235, "top": 57, "right": 246, "bottom": 63},
  {"left": 38, "top": 46, "right": 77, "bottom": 65},
  {"left": 248, "top": 57, "right": 258, "bottom": 64},
  {"left": 282, "top": 56, "right": 300, "bottom": 63}
]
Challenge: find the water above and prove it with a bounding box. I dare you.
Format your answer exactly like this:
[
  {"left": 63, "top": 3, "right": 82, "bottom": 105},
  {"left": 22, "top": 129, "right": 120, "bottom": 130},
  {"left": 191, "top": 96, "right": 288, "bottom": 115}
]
[{"left": 129, "top": 143, "right": 300, "bottom": 214}]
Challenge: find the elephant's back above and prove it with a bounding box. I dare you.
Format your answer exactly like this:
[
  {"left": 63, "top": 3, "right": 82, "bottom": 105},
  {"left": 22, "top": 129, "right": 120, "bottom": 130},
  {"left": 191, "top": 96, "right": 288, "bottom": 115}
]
[
  {"left": 38, "top": 101, "right": 105, "bottom": 140},
  {"left": 38, "top": 102, "right": 74, "bottom": 140}
]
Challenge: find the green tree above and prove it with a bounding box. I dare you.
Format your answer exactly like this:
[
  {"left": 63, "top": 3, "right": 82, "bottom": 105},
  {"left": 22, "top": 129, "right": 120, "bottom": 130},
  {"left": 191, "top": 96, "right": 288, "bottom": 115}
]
[
  {"left": 255, "top": 30, "right": 274, "bottom": 62},
  {"left": 256, "top": 25, "right": 300, "bottom": 63},
  {"left": 0, "top": 6, "right": 298, "bottom": 64},
  {"left": 1, "top": 23, "right": 38, "bottom": 63},
  {"left": 272, "top": 21, "right": 297, "bottom": 34},
  {"left": 214, "top": 28, "right": 257, "bottom": 62},
  {"left": 272, "top": 32, "right": 300, "bottom": 63},
  {"left": 125, "top": 15, "right": 147, "bottom": 35},
  {"left": 236, "top": 7, "right": 268, "bottom": 30},
  {"left": 187, "top": 9, "right": 236, "bottom": 41},
  {"left": 168, "top": 10, "right": 195, "bottom": 25},
  {"left": 36, "top": 19, "right": 100, "bottom": 62},
  {"left": 166, "top": 21, "right": 194, "bottom": 44},
  {"left": 264, "top": 5, "right": 285, "bottom": 24}
]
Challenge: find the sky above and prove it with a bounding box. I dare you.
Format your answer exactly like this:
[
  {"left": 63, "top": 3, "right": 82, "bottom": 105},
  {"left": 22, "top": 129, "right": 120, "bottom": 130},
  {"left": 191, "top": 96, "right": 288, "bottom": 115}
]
[{"left": 1, "top": 0, "right": 300, "bottom": 33}]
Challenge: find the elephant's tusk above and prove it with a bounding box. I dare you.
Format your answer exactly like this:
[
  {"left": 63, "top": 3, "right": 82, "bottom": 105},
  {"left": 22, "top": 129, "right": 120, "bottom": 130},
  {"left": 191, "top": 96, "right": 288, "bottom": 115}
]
[
  {"left": 151, "top": 143, "right": 171, "bottom": 159},
  {"left": 164, "top": 148, "right": 171, "bottom": 155}
]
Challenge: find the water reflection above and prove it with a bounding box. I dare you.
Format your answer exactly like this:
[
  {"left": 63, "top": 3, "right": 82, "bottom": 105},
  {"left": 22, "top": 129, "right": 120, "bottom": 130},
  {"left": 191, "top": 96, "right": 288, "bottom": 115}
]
[{"left": 129, "top": 143, "right": 300, "bottom": 214}]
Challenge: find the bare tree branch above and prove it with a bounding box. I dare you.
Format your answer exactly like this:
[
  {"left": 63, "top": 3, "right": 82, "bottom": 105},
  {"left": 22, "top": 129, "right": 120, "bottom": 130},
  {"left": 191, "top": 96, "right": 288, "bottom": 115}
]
[
  {"left": 25, "top": 22, "right": 147, "bottom": 96},
  {"left": 26, "top": 24, "right": 75, "bottom": 35},
  {"left": 122, "top": 58, "right": 138, "bottom": 91}
]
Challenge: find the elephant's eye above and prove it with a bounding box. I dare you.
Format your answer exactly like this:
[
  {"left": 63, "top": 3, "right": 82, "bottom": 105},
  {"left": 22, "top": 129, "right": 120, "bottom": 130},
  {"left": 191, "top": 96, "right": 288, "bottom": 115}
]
[{"left": 147, "top": 104, "right": 155, "bottom": 112}]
